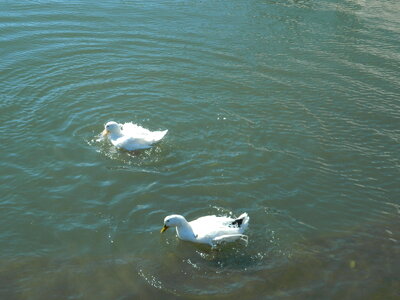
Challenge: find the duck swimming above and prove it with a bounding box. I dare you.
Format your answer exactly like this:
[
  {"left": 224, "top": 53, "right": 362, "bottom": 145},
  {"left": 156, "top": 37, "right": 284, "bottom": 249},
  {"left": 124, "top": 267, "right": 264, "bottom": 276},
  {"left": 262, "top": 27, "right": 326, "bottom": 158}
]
[
  {"left": 161, "top": 213, "right": 249, "bottom": 247},
  {"left": 101, "top": 121, "right": 168, "bottom": 151}
]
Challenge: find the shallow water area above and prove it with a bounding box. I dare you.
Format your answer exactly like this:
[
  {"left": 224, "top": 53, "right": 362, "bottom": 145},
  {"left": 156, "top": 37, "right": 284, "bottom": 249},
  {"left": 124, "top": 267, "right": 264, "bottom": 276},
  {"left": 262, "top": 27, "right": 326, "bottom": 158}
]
[{"left": 1, "top": 0, "right": 399, "bottom": 299}]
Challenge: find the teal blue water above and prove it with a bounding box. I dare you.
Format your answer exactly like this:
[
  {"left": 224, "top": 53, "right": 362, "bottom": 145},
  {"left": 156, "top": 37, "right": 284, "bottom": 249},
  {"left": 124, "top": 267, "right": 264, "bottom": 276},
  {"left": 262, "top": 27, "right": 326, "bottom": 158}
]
[{"left": 1, "top": 0, "right": 399, "bottom": 299}]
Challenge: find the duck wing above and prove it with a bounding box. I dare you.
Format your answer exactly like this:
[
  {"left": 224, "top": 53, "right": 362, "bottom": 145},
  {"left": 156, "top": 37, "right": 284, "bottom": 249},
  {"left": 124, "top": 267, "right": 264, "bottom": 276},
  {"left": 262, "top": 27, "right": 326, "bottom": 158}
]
[
  {"left": 191, "top": 214, "right": 249, "bottom": 230},
  {"left": 189, "top": 214, "right": 249, "bottom": 245},
  {"left": 111, "top": 136, "right": 152, "bottom": 151},
  {"left": 122, "top": 122, "right": 168, "bottom": 144},
  {"left": 189, "top": 215, "right": 233, "bottom": 231},
  {"left": 212, "top": 234, "right": 248, "bottom": 245}
]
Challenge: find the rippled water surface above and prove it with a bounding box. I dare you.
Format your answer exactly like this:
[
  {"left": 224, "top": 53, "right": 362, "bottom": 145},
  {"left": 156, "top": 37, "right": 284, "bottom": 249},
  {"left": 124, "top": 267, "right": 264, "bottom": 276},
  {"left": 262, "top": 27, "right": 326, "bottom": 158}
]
[{"left": 1, "top": 0, "right": 399, "bottom": 299}]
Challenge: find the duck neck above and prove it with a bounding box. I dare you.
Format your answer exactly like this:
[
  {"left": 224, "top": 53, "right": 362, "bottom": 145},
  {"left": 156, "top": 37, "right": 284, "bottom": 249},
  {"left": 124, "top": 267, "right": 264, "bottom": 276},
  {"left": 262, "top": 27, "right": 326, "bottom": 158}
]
[
  {"left": 176, "top": 220, "right": 196, "bottom": 241},
  {"left": 110, "top": 131, "right": 122, "bottom": 139}
]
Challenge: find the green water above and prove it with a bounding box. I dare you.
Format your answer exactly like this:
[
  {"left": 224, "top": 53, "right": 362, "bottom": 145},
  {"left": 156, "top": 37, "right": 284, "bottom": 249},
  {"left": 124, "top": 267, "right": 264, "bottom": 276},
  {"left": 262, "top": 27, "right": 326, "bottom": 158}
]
[{"left": 1, "top": 0, "right": 399, "bottom": 299}]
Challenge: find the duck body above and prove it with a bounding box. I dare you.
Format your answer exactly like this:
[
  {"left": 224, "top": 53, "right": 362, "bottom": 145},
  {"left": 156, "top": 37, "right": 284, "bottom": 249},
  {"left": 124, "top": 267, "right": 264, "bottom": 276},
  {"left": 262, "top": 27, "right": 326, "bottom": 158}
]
[
  {"left": 161, "top": 213, "right": 249, "bottom": 247},
  {"left": 102, "top": 121, "right": 168, "bottom": 151}
]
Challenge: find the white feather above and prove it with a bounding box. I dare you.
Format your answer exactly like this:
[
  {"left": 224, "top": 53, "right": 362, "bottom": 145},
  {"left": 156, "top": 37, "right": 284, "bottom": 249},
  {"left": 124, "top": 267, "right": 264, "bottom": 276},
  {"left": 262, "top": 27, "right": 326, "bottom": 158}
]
[
  {"left": 102, "top": 121, "right": 168, "bottom": 151},
  {"left": 162, "top": 213, "right": 250, "bottom": 247}
]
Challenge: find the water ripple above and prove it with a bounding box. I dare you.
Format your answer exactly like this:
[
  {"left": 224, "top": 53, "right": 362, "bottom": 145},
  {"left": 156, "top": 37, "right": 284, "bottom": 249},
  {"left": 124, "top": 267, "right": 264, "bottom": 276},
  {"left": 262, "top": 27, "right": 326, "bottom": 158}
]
[{"left": 1, "top": 0, "right": 399, "bottom": 298}]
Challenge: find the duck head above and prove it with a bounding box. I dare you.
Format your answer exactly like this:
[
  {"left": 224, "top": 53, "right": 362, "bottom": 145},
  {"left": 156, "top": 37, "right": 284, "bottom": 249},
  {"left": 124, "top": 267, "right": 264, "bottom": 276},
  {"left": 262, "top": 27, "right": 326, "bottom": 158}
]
[
  {"left": 160, "top": 215, "right": 186, "bottom": 233},
  {"left": 102, "top": 121, "right": 122, "bottom": 137}
]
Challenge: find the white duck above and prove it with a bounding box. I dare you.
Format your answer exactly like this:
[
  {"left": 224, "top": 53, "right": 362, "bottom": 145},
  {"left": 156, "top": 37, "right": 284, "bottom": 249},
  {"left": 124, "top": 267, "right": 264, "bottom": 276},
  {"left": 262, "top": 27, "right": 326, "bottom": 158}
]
[
  {"left": 101, "top": 121, "right": 168, "bottom": 151},
  {"left": 161, "top": 213, "right": 249, "bottom": 247}
]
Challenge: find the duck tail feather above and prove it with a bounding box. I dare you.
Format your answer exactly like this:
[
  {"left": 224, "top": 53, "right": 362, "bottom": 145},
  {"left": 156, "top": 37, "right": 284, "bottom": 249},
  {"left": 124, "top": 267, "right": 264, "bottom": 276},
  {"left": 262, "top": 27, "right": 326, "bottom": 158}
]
[{"left": 231, "top": 213, "right": 250, "bottom": 231}]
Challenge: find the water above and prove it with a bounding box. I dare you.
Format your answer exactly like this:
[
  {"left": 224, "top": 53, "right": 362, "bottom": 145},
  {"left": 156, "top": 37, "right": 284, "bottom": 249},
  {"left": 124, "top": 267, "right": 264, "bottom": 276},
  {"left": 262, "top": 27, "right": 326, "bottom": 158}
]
[{"left": 1, "top": 0, "right": 399, "bottom": 298}]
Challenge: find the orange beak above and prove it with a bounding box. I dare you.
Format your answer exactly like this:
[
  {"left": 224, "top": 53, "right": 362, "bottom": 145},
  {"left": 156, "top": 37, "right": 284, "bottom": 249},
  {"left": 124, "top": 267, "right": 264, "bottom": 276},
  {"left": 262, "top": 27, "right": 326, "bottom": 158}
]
[
  {"left": 160, "top": 225, "right": 169, "bottom": 233},
  {"left": 101, "top": 129, "right": 109, "bottom": 137}
]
